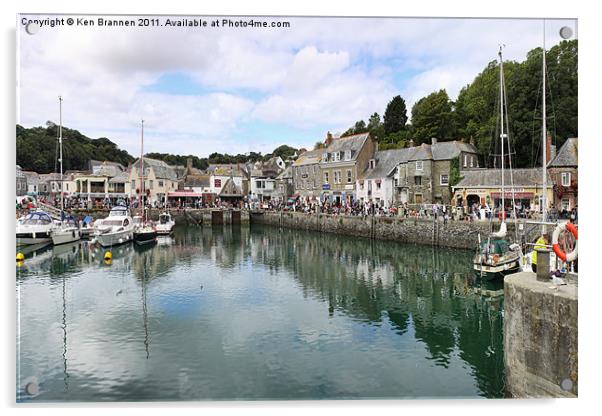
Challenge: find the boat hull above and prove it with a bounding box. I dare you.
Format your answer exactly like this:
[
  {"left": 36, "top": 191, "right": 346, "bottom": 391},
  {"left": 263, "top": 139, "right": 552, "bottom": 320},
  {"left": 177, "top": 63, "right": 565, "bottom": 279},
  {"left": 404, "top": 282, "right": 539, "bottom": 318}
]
[
  {"left": 16, "top": 231, "right": 52, "bottom": 246},
  {"left": 473, "top": 260, "right": 520, "bottom": 280},
  {"left": 96, "top": 230, "right": 133, "bottom": 247},
  {"left": 51, "top": 228, "right": 82, "bottom": 245},
  {"left": 134, "top": 230, "right": 158, "bottom": 245}
]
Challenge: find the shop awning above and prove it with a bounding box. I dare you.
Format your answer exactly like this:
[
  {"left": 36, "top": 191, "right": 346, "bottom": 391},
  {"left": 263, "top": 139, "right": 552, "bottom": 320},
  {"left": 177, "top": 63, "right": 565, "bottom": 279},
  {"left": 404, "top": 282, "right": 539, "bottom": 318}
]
[
  {"left": 168, "top": 191, "right": 202, "bottom": 198},
  {"left": 490, "top": 192, "right": 534, "bottom": 199}
]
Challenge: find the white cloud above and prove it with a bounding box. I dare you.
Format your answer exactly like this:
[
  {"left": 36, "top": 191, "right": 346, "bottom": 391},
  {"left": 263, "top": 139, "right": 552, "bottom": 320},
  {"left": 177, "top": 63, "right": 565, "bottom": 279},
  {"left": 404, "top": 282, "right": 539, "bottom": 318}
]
[{"left": 17, "top": 15, "right": 577, "bottom": 156}]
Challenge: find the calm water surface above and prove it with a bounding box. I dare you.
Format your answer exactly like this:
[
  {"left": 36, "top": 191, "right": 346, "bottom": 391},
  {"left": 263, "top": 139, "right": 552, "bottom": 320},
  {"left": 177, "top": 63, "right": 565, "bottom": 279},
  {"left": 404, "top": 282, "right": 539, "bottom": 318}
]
[{"left": 16, "top": 225, "right": 505, "bottom": 401}]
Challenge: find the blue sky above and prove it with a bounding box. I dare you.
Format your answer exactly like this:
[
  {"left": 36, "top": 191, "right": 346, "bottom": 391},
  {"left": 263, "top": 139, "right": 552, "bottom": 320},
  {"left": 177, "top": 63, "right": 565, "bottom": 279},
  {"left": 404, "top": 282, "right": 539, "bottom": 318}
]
[{"left": 18, "top": 16, "right": 576, "bottom": 157}]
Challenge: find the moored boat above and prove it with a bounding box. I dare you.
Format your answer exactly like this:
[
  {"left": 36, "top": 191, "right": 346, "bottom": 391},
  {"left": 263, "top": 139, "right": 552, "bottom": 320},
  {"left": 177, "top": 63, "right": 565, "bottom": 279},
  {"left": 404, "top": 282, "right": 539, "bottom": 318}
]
[
  {"left": 51, "top": 214, "right": 82, "bottom": 245},
  {"left": 16, "top": 211, "right": 57, "bottom": 246},
  {"left": 93, "top": 205, "right": 134, "bottom": 247},
  {"left": 155, "top": 212, "right": 175, "bottom": 235}
]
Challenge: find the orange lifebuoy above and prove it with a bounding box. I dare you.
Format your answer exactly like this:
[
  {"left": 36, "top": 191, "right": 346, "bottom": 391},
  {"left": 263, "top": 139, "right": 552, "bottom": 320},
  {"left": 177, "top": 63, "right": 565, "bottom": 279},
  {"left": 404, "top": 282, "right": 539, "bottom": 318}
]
[
  {"left": 492, "top": 254, "right": 500, "bottom": 264},
  {"left": 552, "top": 222, "right": 578, "bottom": 262}
]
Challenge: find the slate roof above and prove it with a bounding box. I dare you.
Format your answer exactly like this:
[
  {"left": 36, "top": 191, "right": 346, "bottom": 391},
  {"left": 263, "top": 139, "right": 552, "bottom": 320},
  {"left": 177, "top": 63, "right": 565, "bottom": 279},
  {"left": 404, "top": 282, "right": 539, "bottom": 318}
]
[
  {"left": 184, "top": 175, "right": 210, "bottom": 188},
  {"left": 108, "top": 171, "right": 129, "bottom": 183},
  {"left": 219, "top": 178, "right": 243, "bottom": 197},
  {"left": 431, "top": 140, "right": 478, "bottom": 160},
  {"left": 292, "top": 149, "right": 322, "bottom": 166},
  {"left": 408, "top": 143, "right": 433, "bottom": 161},
  {"left": 548, "top": 138, "right": 578, "bottom": 167},
  {"left": 90, "top": 160, "right": 126, "bottom": 176},
  {"left": 132, "top": 158, "right": 179, "bottom": 180},
  {"left": 22, "top": 171, "right": 40, "bottom": 184},
  {"left": 324, "top": 132, "right": 370, "bottom": 159},
  {"left": 276, "top": 166, "right": 293, "bottom": 180},
  {"left": 455, "top": 168, "right": 553, "bottom": 188},
  {"left": 207, "top": 164, "right": 247, "bottom": 177},
  {"left": 361, "top": 149, "right": 414, "bottom": 179}
]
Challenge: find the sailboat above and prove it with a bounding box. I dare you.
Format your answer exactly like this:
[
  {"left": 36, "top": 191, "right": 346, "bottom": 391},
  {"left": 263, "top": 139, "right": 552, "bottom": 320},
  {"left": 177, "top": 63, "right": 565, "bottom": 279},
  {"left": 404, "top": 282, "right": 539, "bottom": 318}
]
[
  {"left": 133, "top": 120, "right": 158, "bottom": 246},
  {"left": 51, "top": 96, "right": 83, "bottom": 246},
  {"left": 473, "top": 47, "right": 522, "bottom": 280}
]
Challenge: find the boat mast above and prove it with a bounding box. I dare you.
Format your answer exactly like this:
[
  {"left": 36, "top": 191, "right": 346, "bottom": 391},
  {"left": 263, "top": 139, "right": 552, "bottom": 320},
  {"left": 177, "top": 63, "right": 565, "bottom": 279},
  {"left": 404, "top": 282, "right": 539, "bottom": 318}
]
[
  {"left": 59, "top": 96, "right": 64, "bottom": 218},
  {"left": 541, "top": 20, "right": 548, "bottom": 231},
  {"left": 498, "top": 46, "right": 505, "bottom": 223},
  {"left": 139, "top": 119, "right": 144, "bottom": 219}
]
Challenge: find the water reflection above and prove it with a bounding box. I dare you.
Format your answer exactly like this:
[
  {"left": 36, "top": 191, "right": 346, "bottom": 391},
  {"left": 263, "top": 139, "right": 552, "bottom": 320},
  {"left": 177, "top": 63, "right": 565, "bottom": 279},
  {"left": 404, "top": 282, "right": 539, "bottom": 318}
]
[{"left": 17, "top": 225, "right": 505, "bottom": 401}]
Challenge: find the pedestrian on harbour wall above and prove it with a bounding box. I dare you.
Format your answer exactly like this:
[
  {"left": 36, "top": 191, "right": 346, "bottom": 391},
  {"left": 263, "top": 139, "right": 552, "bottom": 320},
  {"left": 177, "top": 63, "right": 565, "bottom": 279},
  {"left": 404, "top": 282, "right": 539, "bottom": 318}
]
[{"left": 531, "top": 233, "right": 550, "bottom": 273}]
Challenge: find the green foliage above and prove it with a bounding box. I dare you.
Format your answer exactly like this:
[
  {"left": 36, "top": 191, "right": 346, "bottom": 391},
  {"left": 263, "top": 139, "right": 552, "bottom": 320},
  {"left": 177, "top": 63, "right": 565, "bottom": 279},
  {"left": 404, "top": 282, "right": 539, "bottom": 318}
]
[
  {"left": 411, "top": 89, "right": 456, "bottom": 143},
  {"left": 314, "top": 141, "right": 325, "bottom": 150},
  {"left": 268, "top": 144, "right": 298, "bottom": 161},
  {"left": 16, "top": 123, "right": 135, "bottom": 173},
  {"left": 455, "top": 40, "right": 577, "bottom": 167},
  {"left": 145, "top": 153, "right": 209, "bottom": 170},
  {"left": 449, "top": 157, "right": 462, "bottom": 188},
  {"left": 383, "top": 95, "right": 408, "bottom": 135}
]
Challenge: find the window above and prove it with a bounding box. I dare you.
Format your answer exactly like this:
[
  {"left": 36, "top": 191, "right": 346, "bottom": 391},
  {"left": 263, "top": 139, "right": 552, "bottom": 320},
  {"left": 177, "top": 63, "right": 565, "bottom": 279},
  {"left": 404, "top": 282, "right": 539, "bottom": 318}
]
[
  {"left": 347, "top": 169, "right": 352, "bottom": 183},
  {"left": 158, "top": 180, "right": 164, "bottom": 188},
  {"left": 345, "top": 150, "right": 352, "bottom": 160},
  {"left": 463, "top": 155, "right": 468, "bottom": 168},
  {"left": 214, "top": 178, "right": 222, "bottom": 188},
  {"left": 440, "top": 174, "right": 449, "bottom": 185},
  {"left": 561, "top": 198, "right": 570, "bottom": 210},
  {"left": 149, "top": 180, "right": 154, "bottom": 189},
  {"left": 359, "top": 181, "right": 364, "bottom": 191},
  {"left": 561, "top": 172, "right": 571, "bottom": 187},
  {"left": 376, "top": 182, "right": 381, "bottom": 190},
  {"left": 333, "top": 152, "right": 341, "bottom": 162},
  {"left": 322, "top": 153, "right": 329, "bottom": 162},
  {"left": 334, "top": 171, "right": 341, "bottom": 184},
  {"left": 416, "top": 161, "right": 423, "bottom": 171},
  {"left": 415, "top": 176, "right": 422, "bottom": 186},
  {"left": 324, "top": 172, "right": 329, "bottom": 184},
  {"left": 394, "top": 178, "right": 399, "bottom": 187},
  {"left": 470, "top": 156, "right": 474, "bottom": 168},
  {"left": 369, "top": 159, "right": 375, "bottom": 169},
  {"left": 65, "top": 183, "right": 69, "bottom": 191}
]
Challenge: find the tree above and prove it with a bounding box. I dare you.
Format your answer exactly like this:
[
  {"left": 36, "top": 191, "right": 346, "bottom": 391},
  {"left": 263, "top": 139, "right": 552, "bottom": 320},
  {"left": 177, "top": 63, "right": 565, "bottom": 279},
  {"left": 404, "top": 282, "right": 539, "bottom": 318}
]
[
  {"left": 383, "top": 95, "right": 408, "bottom": 135},
  {"left": 411, "top": 89, "right": 456, "bottom": 144}
]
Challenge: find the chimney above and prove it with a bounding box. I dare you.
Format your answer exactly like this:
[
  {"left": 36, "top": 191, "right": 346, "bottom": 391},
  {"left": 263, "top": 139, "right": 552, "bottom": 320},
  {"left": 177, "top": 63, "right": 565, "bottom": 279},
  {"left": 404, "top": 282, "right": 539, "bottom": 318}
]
[
  {"left": 187, "top": 157, "right": 193, "bottom": 170},
  {"left": 324, "top": 131, "right": 333, "bottom": 147},
  {"left": 431, "top": 137, "right": 437, "bottom": 145},
  {"left": 546, "top": 131, "right": 552, "bottom": 164},
  {"left": 409, "top": 139, "right": 415, "bottom": 148},
  {"left": 469, "top": 136, "right": 475, "bottom": 146}
]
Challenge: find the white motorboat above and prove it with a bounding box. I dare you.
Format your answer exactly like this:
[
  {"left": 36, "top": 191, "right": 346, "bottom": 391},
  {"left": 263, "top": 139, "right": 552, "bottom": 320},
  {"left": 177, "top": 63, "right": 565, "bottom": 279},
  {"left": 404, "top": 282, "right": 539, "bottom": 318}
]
[
  {"left": 51, "top": 214, "right": 82, "bottom": 245},
  {"left": 16, "top": 211, "right": 57, "bottom": 246},
  {"left": 156, "top": 212, "right": 175, "bottom": 235},
  {"left": 133, "top": 215, "right": 158, "bottom": 245},
  {"left": 93, "top": 205, "right": 134, "bottom": 247}
]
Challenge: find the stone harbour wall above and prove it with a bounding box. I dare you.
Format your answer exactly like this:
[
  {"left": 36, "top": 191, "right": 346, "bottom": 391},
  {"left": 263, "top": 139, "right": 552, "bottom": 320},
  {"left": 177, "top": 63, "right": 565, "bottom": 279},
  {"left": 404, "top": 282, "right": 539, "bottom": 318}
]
[
  {"left": 504, "top": 272, "right": 578, "bottom": 397},
  {"left": 250, "top": 211, "right": 539, "bottom": 250}
]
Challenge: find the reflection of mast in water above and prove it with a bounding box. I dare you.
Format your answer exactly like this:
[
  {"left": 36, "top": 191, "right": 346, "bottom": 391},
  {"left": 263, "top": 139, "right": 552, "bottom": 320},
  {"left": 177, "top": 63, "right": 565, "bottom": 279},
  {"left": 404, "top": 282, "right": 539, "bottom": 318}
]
[
  {"left": 141, "top": 253, "right": 150, "bottom": 359},
  {"left": 62, "top": 274, "right": 69, "bottom": 392}
]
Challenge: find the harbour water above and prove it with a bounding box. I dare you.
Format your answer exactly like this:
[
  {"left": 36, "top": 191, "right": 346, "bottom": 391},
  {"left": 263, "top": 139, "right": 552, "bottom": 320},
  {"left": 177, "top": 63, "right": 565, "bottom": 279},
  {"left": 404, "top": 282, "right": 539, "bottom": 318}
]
[{"left": 16, "top": 225, "right": 505, "bottom": 401}]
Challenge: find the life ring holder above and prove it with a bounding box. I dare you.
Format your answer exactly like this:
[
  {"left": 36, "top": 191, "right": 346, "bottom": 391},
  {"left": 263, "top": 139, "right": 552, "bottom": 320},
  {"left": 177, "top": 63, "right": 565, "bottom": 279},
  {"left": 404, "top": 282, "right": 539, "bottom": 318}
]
[{"left": 552, "top": 222, "right": 578, "bottom": 262}]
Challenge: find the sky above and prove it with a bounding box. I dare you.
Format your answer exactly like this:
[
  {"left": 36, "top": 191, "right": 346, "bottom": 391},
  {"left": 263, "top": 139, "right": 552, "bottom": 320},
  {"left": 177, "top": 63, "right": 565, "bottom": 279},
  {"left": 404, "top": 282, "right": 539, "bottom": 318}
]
[{"left": 17, "top": 15, "right": 577, "bottom": 158}]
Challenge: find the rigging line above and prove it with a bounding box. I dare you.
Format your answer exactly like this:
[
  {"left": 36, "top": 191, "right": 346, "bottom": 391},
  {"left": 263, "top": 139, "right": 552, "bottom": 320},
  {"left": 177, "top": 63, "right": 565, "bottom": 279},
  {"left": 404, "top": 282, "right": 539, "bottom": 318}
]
[
  {"left": 544, "top": 59, "right": 559, "bottom": 148},
  {"left": 531, "top": 75, "right": 543, "bottom": 168},
  {"left": 502, "top": 64, "right": 519, "bottom": 240}
]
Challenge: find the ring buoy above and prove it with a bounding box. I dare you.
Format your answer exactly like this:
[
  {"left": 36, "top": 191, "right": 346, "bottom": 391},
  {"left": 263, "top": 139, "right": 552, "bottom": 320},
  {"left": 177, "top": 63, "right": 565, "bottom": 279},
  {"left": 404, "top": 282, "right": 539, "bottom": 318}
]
[
  {"left": 493, "top": 254, "right": 500, "bottom": 264},
  {"left": 552, "top": 222, "right": 578, "bottom": 262}
]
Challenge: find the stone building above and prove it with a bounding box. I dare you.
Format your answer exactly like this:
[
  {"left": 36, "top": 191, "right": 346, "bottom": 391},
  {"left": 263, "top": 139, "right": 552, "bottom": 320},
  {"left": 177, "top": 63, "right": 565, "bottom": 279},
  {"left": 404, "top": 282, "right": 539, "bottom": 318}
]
[
  {"left": 320, "top": 132, "right": 375, "bottom": 205},
  {"left": 452, "top": 168, "right": 554, "bottom": 212},
  {"left": 547, "top": 137, "right": 578, "bottom": 212},
  {"left": 356, "top": 148, "right": 413, "bottom": 208},
  {"left": 275, "top": 166, "right": 294, "bottom": 203},
  {"left": 291, "top": 148, "right": 323, "bottom": 201},
  {"left": 22, "top": 171, "right": 40, "bottom": 196},
  {"left": 128, "top": 157, "right": 179, "bottom": 206},
  {"left": 16, "top": 165, "right": 27, "bottom": 197},
  {"left": 395, "top": 138, "right": 479, "bottom": 205}
]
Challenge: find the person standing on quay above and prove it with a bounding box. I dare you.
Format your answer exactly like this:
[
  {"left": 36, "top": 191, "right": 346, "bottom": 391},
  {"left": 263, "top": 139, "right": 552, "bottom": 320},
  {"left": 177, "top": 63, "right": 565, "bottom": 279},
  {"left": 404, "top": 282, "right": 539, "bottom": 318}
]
[{"left": 531, "top": 233, "right": 550, "bottom": 273}]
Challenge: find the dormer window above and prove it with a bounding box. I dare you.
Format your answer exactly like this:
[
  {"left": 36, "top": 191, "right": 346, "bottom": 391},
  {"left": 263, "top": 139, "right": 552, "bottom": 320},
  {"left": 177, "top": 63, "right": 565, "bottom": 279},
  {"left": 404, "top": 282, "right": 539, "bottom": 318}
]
[
  {"left": 416, "top": 161, "right": 423, "bottom": 171},
  {"left": 344, "top": 150, "right": 352, "bottom": 160},
  {"left": 322, "top": 153, "right": 328, "bottom": 162},
  {"left": 333, "top": 152, "right": 341, "bottom": 162},
  {"left": 369, "top": 159, "right": 375, "bottom": 169}
]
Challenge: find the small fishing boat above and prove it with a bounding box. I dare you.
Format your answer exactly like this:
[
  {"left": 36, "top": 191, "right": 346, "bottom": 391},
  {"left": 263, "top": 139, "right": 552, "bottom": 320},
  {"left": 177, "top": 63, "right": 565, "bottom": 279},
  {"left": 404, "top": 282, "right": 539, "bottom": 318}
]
[
  {"left": 93, "top": 205, "right": 135, "bottom": 247},
  {"left": 155, "top": 212, "right": 175, "bottom": 235},
  {"left": 132, "top": 120, "right": 157, "bottom": 246}
]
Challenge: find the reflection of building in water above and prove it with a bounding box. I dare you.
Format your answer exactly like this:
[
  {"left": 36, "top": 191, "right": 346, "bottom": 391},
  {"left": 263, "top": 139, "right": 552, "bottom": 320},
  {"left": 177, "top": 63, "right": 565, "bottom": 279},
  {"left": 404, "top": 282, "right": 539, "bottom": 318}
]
[{"left": 246, "top": 226, "right": 505, "bottom": 397}]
